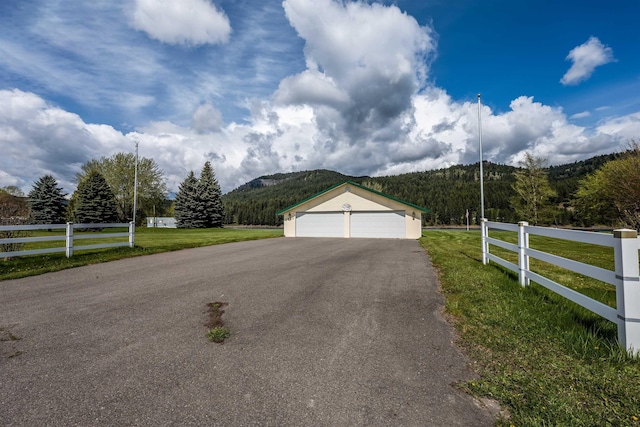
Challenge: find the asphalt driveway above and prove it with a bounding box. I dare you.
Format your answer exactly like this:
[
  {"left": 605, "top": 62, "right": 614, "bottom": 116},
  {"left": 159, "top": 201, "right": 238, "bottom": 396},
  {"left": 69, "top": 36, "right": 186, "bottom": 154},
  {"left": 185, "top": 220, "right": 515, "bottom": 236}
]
[{"left": 1, "top": 237, "right": 496, "bottom": 426}]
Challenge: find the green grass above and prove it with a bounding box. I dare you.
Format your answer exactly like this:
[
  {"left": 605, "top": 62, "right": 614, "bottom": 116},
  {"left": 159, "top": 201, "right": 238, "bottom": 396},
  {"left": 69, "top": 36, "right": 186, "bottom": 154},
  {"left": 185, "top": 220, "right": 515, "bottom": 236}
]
[
  {"left": 0, "top": 227, "right": 283, "bottom": 281},
  {"left": 421, "top": 230, "right": 640, "bottom": 426},
  {"left": 206, "top": 326, "right": 231, "bottom": 343}
]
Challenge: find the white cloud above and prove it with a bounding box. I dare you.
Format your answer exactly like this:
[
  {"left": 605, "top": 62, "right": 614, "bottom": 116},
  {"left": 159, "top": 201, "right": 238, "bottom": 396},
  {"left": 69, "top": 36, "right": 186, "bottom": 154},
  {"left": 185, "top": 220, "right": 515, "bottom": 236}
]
[
  {"left": 570, "top": 111, "right": 591, "bottom": 119},
  {"left": 191, "top": 103, "right": 223, "bottom": 134},
  {"left": 130, "top": 0, "right": 231, "bottom": 46},
  {"left": 560, "top": 36, "right": 615, "bottom": 86},
  {"left": 274, "top": 70, "right": 349, "bottom": 108},
  {"left": 596, "top": 112, "right": 640, "bottom": 140},
  {"left": 0, "top": 89, "right": 129, "bottom": 193},
  {"left": 1, "top": 2, "right": 640, "bottom": 198},
  {"left": 277, "top": 0, "right": 437, "bottom": 174},
  {"left": 1, "top": 86, "right": 638, "bottom": 197}
]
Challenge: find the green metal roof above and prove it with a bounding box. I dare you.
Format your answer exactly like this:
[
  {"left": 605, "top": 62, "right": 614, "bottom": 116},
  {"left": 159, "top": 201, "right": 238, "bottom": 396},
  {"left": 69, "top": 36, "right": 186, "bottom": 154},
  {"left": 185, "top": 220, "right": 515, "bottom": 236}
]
[{"left": 276, "top": 180, "right": 429, "bottom": 215}]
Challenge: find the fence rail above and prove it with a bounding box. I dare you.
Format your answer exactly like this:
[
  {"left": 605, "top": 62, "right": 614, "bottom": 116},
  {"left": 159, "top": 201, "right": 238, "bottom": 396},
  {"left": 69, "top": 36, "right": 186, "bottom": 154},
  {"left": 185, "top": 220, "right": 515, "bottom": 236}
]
[
  {"left": 0, "top": 222, "right": 135, "bottom": 259},
  {"left": 481, "top": 220, "right": 640, "bottom": 355}
]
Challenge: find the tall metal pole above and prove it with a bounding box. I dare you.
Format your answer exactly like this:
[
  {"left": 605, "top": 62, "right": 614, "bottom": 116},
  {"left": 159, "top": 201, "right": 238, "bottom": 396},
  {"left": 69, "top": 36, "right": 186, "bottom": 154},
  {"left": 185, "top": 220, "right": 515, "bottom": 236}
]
[
  {"left": 478, "top": 94, "right": 488, "bottom": 265},
  {"left": 133, "top": 140, "right": 139, "bottom": 227},
  {"left": 477, "top": 94, "right": 485, "bottom": 220}
]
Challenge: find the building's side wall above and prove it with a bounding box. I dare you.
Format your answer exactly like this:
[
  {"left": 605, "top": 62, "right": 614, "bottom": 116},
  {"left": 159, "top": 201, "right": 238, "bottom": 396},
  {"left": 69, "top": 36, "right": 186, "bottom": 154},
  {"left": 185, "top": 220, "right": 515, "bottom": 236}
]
[
  {"left": 406, "top": 212, "right": 422, "bottom": 239},
  {"left": 283, "top": 213, "right": 296, "bottom": 237}
]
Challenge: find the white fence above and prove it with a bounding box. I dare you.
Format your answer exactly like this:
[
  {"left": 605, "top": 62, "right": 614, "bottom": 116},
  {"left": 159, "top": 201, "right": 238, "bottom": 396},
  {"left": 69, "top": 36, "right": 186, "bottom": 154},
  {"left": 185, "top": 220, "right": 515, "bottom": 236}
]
[
  {"left": 0, "top": 222, "right": 135, "bottom": 259},
  {"left": 481, "top": 220, "right": 640, "bottom": 356}
]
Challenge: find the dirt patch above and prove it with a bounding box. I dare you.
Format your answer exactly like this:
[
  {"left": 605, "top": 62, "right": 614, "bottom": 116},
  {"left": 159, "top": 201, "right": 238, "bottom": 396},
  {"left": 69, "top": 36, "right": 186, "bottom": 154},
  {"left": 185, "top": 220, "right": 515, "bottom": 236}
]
[
  {"left": 0, "top": 326, "right": 22, "bottom": 359},
  {"left": 205, "top": 302, "right": 228, "bottom": 329}
]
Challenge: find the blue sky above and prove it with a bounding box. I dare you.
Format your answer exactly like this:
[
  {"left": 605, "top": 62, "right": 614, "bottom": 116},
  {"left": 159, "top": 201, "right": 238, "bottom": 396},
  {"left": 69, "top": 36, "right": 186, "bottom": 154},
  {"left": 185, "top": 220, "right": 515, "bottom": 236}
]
[{"left": 1, "top": 0, "right": 638, "bottom": 194}]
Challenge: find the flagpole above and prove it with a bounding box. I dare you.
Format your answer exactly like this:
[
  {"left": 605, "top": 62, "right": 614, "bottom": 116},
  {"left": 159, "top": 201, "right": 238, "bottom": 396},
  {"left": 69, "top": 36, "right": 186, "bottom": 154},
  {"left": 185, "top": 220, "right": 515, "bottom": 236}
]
[
  {"left": 133, "top": 139, "right": 139, "bottom": 226},
  {"left": 478, "top": 94, "right": 487, "bottom": 265},
  {"left": 477, "top": 94, "right": 485, "bottom": 221}
]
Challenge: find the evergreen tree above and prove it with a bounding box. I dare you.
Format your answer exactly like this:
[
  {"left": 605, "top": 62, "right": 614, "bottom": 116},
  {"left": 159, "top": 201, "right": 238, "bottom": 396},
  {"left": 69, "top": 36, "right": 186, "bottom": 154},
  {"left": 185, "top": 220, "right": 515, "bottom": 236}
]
[
  {"left": 510, "top": 153, "right": 557, "bottom": 225},
  {"left": 197, "top": 161, "right": 224, "bottom": 228},
  {"left": 28, "top": 175, "right": 67, "bottom": 224},
  {"left": 72, "top": 171, "right": 119, "bottom": 224},
  {"left": 174, "top": 171, "right": 202, "bottom": 228},
  {"left": 76, "top": 152, "right": 168, "bottom": 223}
]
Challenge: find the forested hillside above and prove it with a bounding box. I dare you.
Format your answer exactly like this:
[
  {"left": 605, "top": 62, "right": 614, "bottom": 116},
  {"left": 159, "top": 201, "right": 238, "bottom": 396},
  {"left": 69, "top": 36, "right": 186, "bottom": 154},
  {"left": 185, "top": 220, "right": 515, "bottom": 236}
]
[
  {"left": 373, "top": 162, "right": 517, "bottom": 225},
  {"left": 221, "top": 154, "right": 617, "bottom": 226},
  {"left": 222, "top": 169, "right": 366, "bottom": 225},
  {"left": 546, "top": 153, "right": 617, "bottom": 201}
]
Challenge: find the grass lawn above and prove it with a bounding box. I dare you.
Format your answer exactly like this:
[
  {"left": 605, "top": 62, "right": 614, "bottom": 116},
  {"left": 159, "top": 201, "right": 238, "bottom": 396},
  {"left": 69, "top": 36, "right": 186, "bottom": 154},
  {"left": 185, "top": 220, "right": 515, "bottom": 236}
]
[
  {"left": 421, "top": 230, "right": 640, "bottom": 426},
  {"left": 0, "top": 227, "right": 283, "bottom": 281}
]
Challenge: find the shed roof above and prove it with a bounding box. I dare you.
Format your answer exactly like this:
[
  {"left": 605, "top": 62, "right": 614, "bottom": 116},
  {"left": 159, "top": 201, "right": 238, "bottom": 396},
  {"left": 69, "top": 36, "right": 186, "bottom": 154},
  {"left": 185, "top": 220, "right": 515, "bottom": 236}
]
[{"left": 276, "top": 180, "right": 429, "bottom": 215}]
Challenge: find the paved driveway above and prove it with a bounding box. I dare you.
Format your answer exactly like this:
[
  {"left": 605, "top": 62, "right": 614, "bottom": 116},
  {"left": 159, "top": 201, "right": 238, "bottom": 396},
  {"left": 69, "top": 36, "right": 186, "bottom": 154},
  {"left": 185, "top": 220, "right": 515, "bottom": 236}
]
[{"left": 1, "top": 238, "right": 495, "bottom": 426}]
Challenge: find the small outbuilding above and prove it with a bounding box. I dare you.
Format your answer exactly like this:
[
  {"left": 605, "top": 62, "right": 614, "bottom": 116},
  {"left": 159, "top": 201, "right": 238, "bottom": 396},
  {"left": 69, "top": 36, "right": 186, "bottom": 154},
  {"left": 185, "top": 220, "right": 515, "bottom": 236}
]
[
  {"left": 146, "top": 217, "right": 177, "bottom": 228},
  {"left": 276, "top": 181, "right": 428, "bottom": 239}
]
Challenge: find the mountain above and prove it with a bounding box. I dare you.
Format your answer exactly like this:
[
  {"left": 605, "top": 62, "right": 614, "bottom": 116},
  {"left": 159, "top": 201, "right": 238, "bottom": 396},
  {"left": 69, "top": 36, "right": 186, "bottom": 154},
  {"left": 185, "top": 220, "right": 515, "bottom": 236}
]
[
  {"left": 222, "top": 169, "right": 367, "bottom": 225},
  {"left": 546, "top": 153, "right": 618, "bottom": 201},
  {"left": 221, "top": 154, "right": 617, "bottom": 226}
]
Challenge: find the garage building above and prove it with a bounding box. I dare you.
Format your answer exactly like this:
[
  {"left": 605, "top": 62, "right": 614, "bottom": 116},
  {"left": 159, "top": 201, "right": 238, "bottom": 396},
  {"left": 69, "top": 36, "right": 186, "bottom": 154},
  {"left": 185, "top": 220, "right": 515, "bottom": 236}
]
[{"left": 277, "top": 181, "right": 428, "bottom": 239}]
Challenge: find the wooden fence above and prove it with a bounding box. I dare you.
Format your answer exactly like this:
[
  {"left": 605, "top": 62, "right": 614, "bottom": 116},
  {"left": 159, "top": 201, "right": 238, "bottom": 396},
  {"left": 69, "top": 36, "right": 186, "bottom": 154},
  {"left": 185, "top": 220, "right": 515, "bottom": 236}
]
[
  {"left": 0, "top": 222, "right": 135, "bottom": 259},
  {"left": 481, "top": 220, "right": 640, "bottom": 355}
]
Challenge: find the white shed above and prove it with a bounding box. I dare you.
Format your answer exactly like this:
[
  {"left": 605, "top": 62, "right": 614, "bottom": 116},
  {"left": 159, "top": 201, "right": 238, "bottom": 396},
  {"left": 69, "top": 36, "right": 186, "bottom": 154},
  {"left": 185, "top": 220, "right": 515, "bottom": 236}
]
[
  {"left": 276, "top": 181, "right": 428, "bottom": 239},
  {"left": 146, "top": 217, "right": 177, "bottom": 228}
]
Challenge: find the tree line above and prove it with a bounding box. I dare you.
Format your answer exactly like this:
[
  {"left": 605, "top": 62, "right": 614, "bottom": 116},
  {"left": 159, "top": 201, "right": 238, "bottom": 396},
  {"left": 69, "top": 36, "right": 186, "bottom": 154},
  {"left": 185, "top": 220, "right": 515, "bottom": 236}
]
[
  {"left": 0, "top": 155, "right": 226, "bottom": 230},
  {"left": 0, "top": 152, "right": 169, "bottom": 227},
  {"left": 1, "top": 145, "right": 638, "bottom": 231},
  {"left": 221, "top": 146, "right": 639, "bottom": 230}
]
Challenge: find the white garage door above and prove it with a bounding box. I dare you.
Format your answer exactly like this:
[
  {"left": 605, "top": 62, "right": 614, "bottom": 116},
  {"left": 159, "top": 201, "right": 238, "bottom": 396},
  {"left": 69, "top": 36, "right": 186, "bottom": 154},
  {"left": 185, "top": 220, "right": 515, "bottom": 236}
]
[
  {"left": 351, "top": 211, "right": 406, "bottom": 238},
  {"left": 296, "top": 212, "right": 344, "bottom": 237}
]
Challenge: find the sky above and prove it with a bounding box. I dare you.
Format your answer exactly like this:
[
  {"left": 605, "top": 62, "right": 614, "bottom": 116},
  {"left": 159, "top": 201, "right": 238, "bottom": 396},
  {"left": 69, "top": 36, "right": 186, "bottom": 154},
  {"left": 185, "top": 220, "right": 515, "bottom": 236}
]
[{"left": 1, "top": 0, "right": 639, "bottom": 195}]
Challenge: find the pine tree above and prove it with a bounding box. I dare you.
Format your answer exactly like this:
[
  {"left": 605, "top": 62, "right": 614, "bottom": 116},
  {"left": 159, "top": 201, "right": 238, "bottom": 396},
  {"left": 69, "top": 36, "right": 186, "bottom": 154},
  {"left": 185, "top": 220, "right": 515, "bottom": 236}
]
[
  {"left": 197, "top": 161, "right": 224, "bottom": 228},
  {"left": 174, "top": 171, "right": 203, "bottom": 228},
  {"left": 76, "top": 153, "right": 168, "bottom": 223},
  {"left": 28, "top": 175, "right": 67, "bottom": 224},
  {"left": 72, "top": 171, "right": 119, "bottom": 224}
]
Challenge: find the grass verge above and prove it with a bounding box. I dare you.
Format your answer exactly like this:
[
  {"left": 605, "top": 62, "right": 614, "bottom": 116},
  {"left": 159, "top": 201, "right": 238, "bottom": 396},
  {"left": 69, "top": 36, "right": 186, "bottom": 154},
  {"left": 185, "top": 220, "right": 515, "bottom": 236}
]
[
  {"left": 0, "top": 227, "right": 283, "bottom": 281},
  {"left": 421, "top": 230, "right": 640, "bottom": 427}
]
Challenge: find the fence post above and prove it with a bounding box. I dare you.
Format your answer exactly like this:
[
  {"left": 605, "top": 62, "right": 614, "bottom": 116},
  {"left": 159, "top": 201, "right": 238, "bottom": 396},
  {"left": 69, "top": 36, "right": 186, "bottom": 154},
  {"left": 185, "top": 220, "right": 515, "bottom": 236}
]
[
  {"left": 481, "top": 218, "right": 488, "bottom": 265},
  {"left": 613, "top": 229, "right": 640, "bottom": 356},
  {"left": 129, "top": 222, "right": 135, "bottom": 248},
  {"left": 66, "top": 222, "right": 73, "bottom": 258},
  {"left": 518, "top": 221, "right": 530, "bottom": 287}
]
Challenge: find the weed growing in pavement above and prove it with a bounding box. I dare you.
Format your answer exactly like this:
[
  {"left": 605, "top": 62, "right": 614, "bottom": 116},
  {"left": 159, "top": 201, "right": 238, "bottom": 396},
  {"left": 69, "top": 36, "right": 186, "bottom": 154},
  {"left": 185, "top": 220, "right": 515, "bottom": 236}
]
[
  {"left": 205, "top": 301, "right": 229, "bottom": 343},
  {"left": 207, "top": 326, "right": 230, "bottom": 343}
]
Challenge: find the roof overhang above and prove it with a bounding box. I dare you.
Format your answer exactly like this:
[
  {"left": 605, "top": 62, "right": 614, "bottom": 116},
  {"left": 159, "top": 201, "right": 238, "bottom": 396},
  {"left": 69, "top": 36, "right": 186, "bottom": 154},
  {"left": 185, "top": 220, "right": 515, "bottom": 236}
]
[{"left": 276, "top": 181, "right": 429, "bottom": 216}]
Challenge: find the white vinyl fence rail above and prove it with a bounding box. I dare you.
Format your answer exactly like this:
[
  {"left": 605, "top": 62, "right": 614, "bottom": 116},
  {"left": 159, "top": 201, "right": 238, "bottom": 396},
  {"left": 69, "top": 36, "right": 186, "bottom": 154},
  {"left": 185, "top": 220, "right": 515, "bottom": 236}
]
[
  {"left": 0, "top": 222, "right": 135, "bottom": 259},
  {"left": 481, "top": 219, "right": 640, "bottom": 356}
]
